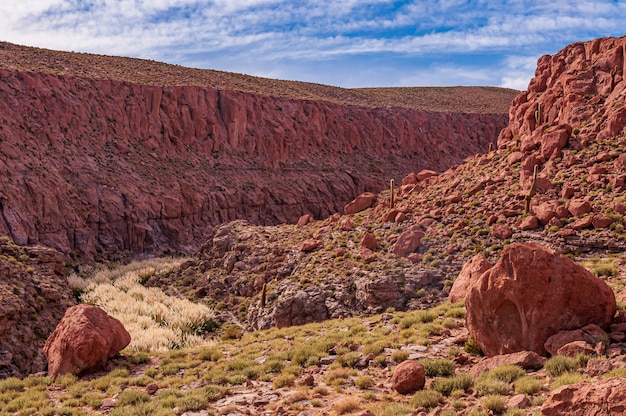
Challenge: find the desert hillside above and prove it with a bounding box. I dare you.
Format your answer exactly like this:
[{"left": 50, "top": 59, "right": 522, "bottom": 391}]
[
  {"left": 1, "top": 34, "right": 625, "bottom": 416},
  {"left": 0, "top": 42, "right": 515, "bottom": 259}
]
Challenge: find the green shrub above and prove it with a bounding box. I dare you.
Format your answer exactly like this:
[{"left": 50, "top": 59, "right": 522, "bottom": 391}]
[
  {"left": 272, "top": 373, "right": 295, "bottom": 389},
  {"left": 551, "top": 372, "right": 589, "bottom": 389},
  {"left": 354, "top": 375, "right": 374, "bottom": 390},
  {"left": 116, "top": 390, "right": 150, "bottom": 406},
  {"left": 514, "top": 376, "right": 543, "bottom": 395},
  {"left": 430, "top": 374, "right": 473, "bottom": 396},
  {"left": 464, "top": 337, "right": 483, "bottom": 356},
  {"left": 391, "top": 350, "right": 410, "bottom": 363},
  {"left": 482, "top": 394, "right": 507, "bottom": 413},
  {"left": 545, "top": 356, "right": 577, "bottom": 377},
  {"left": 487, "top": 364, "right": 526, "bottom": 383},
  {"left": 475, "top": 378, "right": 511, "bottom": 396},
  {"left": 337, "top": 351, "right": 361, "bottom": 368},
  {"left": 419, "top": 358, "right": 456, "bottom": 377},
  {"left": 410, "top": 389, "right": 444, "bottom": 409}
]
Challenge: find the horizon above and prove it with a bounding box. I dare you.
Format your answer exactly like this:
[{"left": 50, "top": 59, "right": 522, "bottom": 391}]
[{"left": 0, "top": 1, "right": 625, "bottom": 90}]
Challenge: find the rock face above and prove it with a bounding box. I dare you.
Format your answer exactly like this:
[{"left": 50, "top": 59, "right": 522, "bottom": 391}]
[
  {"left": 499, "top": 36, "right": 626, "bottom": 151},
  {"left": 0, "top": 62, "right": 507, "bottom": 258},
  {"left": 44, "top": 304, "right": 131, "bottom": 378},
  {"left": 465, "top": 242, "right": 616, "bottom": 356},
  {"left": 449, "top": 254, "right": 492, "bottom": 303},
  {"left": 541, "top": 378, "right": 626, "bottom": 416},
  {"left": 391, "top": 360, "right": 425, "bottom": 394},
  {"left": 0, "top": 237, "right": 73, "bottom": 378}
]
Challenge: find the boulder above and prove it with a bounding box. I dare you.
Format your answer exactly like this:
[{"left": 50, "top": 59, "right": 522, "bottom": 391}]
[
  {"left": 392, "top": 225, "right": 425, "bottom": 257},
  {"left": 344, "top": 192, "right": 377, "bottom": 215},
  {"left": 300, "top": 239, "right": 322, "bottom": 252},
  {"left": 391, "top": 360, "right": 425, "bottom": 394},
  {"left": 44, "top": 304, "right": 131, "bottom": 378},
  {"left": 519, "top": 215, "right": 539, "bottom": 230},
  {"left": 417, "top": 170, "right": 437, "bottom": 182},
  {"left": 567, "top": 199, "right": 592, "bottom": 217},
  {"left": 449, "top": 254, "right": 492, "bottom": 303},
  {"left": 465, "top": 242, "right": 616, "bottom": 356},
  {"left": 469, "top": 351, "right": 546, "bottom": 378},
  {"left": 541, "top": 378, "right": 626, "bottom": 416},
  {"left": 544, "top": 324, "right": 607, "bottom": 356},
  {"left": 360, "top": 231, "right": 378, "bottom": 251},
  {"left": 491, "top": 224, "right": 513, "bottom": 239}
]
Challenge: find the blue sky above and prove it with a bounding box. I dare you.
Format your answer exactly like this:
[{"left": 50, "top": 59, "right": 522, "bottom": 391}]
[{"left": 1, "top": 1, "right": 625, "bottom": 90}]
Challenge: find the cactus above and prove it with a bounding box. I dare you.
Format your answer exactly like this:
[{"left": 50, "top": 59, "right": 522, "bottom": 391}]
[
  {"left": 534, "top": 103, "right": 542, "bottom": 126},
  {"left": 611, "top": 66, "right": 617, "bottom": 91},
  {"left": 260, "top": 283, "right": 267, "bottom": 308},
  {"left": 488, "top": 142, "right": 494, "bottom": 152},
  {"left": 389, "top": 179, "right": 395, "bottom": 209},
  {"left": 524, "top": 165, "right": 539, "bottom": 214}
]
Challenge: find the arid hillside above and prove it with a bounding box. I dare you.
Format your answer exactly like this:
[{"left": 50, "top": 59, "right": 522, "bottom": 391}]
[{"left": 0, "top": 42, "right": 515, "bottom": 259}]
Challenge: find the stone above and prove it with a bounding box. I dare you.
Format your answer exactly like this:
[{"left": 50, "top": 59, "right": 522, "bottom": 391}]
[
  {"left": 417, "top": 170, "right": 437, "bottom": 181},
  {"left": 146, "top": 383, "right": 159, "bottom": 395},
  {"left": 360, "top": 231, "right": 378, "bottom": 251},
  {"left": 557, "top": 341, "right": 596, "bottom": 358},
  {"left": 491, "top": 224, "right": 513, "bottom": 239},
  {"left": 449, "top": 254, "right": 492, "bottom": 303},
  {"left": 465, "top": 242, "right": 616, "bottom": 356},
  {"left": 344, "top": 192, "right": 378, "bottom": 215},
  {"left": 392, "top": 225, "right": 425, "bottom": 257},
  {"left": 541, "top": 378, "right": 626, "bottom": 415},
  {"left": 469, "top": 351, "right": 546, "bottom": 378},
  {"left": 586, "top": 358, "right": 613, "bottom": 377},
  {"left": 300, "top": 239, "right": 322, "bottom": 252},
  {"left": 297, "top": 214, "right": 314, "bottom": 227},
  {"left": 568, "top": 199, "right": 593, "bottom": 217},
  {"left": 339, "top": 218, "right": 354, "bottom": 231},
  {"left": 592, "top": 214, "right": 614, "bottom": 229},
  {"left": 508, "top": 394, "right": 531, "bottom": 409},
  {"left": 44, "top": 304, "right": 131, "bottom": 378},
  {"left": 519, "top": 215, "right": 540, "bottom": 230},
  {"left": 391, "top": 360, "right": 425, "bottom": 394}
]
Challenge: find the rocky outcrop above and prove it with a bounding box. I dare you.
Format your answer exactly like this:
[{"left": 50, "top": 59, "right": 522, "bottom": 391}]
[
  {"left": 541, "top": 378, "right": 626, "bottom": 416},
  {"left": 0, "top": 65, "right": 508, "bottom": 258},
  {"left": 44, "top": 304, "right": 131, "bottom": 378},
  {"left": 0, "top": 237, "right": 73, "bottom": 378},
  {"left": 465, "top": 242, "right": 616, "bottom": 356},
  {"left": 499, "top": 36, "right": 626, "bottom": 151}
]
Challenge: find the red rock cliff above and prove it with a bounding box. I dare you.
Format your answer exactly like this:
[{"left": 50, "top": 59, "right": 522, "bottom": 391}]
[
  {"left": 0, "top": 69, "right": 508, "bottom": 257},
  {"left": 499, "top": 36, "right": 626, "bottom": 153}
]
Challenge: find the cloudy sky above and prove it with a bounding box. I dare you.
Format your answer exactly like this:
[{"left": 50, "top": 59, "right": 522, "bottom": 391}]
[{"left": 1, "top": 1, "right": 625, "bottom": 90}]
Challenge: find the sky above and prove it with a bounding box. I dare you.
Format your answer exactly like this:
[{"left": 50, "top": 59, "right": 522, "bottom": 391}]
[{"left": 0, "top": 1, "right": 625, "bottom": 90}]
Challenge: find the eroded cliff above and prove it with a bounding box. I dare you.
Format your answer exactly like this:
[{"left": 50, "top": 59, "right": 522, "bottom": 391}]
[{"left": 0, "top": 45, "right": 512, "bottom": 258}]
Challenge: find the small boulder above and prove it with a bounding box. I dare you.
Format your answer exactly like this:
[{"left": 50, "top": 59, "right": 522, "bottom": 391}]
[
  {"left": 465, "top": 242, "right": 616, "bottom": 357},
  {"left": 297, "top": 214, "right": 314, "bottom": 227},
  {"left": 392, "top": 225, "right": 425, "bottom": 257},
  {"left": 300, "top": 239, "right": 322, "bottom": 252},
  {"left": 44, "top": 305, "right": 131, "bottom": 379},
  {"left": 417, "top": 170, "right": 437, "bottom": 182},
  {"left": 360, "top": 231, "right": 378, "bottom": 251},
  {"left": 469, "top": 351, "right": 546, "bottom": 378},
  {"left": 541, "top": 378, "right": 626, "bottom": 415},
  {"left": 508, "top": 394, "right": 531, "bottom": 409},
  {"left": 519, "top": 215, "right": 540, "bottom": 230},
  {"left": 391, "top": 360, "right": 425, "bottom": 394},
  {"left": 568, "top": 199, "right": 592, "bottom": 217},
  {"left": 491, "top": 224, "right": 513, "bottom": 239},
  {"left": 344, "top": 192, "right": 377, "bottom": 215}
]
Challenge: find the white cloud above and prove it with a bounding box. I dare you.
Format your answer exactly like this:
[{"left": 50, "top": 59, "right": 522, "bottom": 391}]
[{"left": 0, "top": 0, "right": 624, "bottom": 87}]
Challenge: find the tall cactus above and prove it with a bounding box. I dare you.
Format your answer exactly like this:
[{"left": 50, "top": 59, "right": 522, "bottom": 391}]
[
  {"left": 534, "top": 103, "right": 542, "bottom": 126},
  {"left": 524, "top": 165, "right": 539, "bottom": 214},
  {"left": 260, "top": 283, "right": 267, "bottom": 308},
  {"left": 389, "top": 179, "right": 395, "bottom": 209}
]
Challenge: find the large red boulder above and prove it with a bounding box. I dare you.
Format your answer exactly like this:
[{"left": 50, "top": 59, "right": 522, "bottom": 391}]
[
  {"left": 44, "top": 305, "right": 131, "bottom": 378},
  {"left": 465, "top": 242, "right": 616, "bottom": 357},
  {"left": 541, "top": 378, "right": 626, "bottom": 416},
  {"left": 391, "top": 360, "right": 425, "bottom": 394}
]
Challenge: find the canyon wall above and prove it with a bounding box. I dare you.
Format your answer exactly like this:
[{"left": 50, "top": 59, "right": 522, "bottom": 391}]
[{"left": 0, "top": 69, "right": 507, "bottom": 257}]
